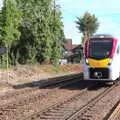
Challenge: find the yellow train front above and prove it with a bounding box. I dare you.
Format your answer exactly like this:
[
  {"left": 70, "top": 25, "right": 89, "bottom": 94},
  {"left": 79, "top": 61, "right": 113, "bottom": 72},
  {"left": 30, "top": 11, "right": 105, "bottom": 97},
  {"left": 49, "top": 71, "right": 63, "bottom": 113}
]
[{"left": 83, "top": 34, "right": 120, "bottom": 81}]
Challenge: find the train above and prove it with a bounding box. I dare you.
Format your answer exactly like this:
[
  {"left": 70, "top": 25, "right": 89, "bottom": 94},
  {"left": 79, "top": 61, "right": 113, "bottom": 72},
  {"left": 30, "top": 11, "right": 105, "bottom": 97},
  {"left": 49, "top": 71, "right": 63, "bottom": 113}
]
[{"left": 82, "top": 34, "right": 120, "bottom": 83}]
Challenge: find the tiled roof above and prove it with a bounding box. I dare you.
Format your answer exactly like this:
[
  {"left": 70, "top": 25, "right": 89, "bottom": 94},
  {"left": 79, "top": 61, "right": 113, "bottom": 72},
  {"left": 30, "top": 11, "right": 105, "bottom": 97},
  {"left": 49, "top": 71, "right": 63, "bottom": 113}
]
[
  {"left": 72, "top": 44, "right": 78, "bottom": 49},
  {"left": 65, "top": 39, "right": 72, "bottom": 50}
]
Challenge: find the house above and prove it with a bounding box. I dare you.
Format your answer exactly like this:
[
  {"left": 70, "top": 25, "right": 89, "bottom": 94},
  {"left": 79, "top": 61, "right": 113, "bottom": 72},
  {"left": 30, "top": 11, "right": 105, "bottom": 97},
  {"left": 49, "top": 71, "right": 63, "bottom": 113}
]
[{"left": 65, "top": 39, "right": 83, "bottom": 63}]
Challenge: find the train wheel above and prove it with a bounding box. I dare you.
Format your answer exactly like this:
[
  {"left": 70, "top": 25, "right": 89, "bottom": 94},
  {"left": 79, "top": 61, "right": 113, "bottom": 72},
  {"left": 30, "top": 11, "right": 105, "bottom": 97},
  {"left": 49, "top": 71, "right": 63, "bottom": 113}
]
[
  {"left": 112, "top": 81, "right": 116, "bottom": 85},
  {"left": 114, "top": 79, "right": 120, "bottom": 86},
  {"left": 117, "top": 72, "right": 120, "bottom": 85}
]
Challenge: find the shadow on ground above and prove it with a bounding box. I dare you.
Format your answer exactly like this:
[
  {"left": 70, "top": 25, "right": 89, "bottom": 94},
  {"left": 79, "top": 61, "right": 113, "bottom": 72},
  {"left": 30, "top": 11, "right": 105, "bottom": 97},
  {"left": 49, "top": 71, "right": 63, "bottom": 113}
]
[
  {"left": 59, "top": 80, "right": 112, "bottom": 91},
  {"left": 12, "top": 73, "right": 82, "bottom": 89},
  {"left": 12, "top": 74, "right": 113, "bottom": 91}
]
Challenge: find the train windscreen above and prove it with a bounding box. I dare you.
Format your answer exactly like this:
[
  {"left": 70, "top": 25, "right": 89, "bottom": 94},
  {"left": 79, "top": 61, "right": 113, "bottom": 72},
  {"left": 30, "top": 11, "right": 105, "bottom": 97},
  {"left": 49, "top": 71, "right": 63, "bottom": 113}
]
[{"left": 88, "top": 38, "right": 113, "bottom": 59}]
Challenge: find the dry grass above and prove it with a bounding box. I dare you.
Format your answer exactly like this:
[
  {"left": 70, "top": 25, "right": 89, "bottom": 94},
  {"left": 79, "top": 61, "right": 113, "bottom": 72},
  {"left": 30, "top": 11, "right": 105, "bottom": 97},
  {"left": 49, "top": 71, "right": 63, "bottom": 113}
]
[{"left": 0, "top": 64, "right": 82, "bottom": 86}]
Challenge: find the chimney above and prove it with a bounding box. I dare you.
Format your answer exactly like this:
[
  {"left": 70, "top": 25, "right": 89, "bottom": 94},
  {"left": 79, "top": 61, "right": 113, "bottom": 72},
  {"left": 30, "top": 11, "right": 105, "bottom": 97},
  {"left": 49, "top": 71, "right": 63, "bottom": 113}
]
[{"left": 65, "top": 39, "right": 72, "bottom": 51}]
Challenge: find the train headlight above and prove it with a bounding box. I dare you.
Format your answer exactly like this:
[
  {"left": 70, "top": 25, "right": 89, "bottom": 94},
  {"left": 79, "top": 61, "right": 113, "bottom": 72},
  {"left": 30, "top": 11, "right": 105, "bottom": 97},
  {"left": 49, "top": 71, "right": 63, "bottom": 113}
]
[
  {"left": 108, "top": 58, "right": 112, "bottom": 65},
  {"left": 85, "top": 58, "right": 89, "bottom": 65}
]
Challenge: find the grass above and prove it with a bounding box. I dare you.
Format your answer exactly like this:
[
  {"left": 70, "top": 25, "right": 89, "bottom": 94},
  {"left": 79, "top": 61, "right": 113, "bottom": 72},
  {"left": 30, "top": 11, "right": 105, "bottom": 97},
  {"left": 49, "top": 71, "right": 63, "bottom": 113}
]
[
  {"left": 0, "top": 63, "right": 81, "bottom": 86},
  {"left": 39, "top": 64, "right": 69, "bottom": 73},
  {"left": 0, "top": 63, "right": 81, "bottom": 75}
]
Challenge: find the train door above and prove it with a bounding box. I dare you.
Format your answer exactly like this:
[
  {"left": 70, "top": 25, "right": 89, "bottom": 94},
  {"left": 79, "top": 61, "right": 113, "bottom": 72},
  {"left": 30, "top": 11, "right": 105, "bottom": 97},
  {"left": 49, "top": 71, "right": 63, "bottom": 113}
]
[
  {"left": 114, "top": 44, "right": 120, "bottom": 80},
  {"left": 117, "top": 44, "right": 120, "bottom": 77}
]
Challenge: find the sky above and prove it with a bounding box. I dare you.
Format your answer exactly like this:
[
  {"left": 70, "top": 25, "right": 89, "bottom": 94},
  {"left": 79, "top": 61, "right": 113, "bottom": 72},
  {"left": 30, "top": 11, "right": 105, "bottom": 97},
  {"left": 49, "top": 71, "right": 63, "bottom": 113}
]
[
  {"left": 0, "top": 0, "right": 2, "bottom": 9},
  {"left": 1, "top": 0, "right": 120, "bottom": 44},
  {"left": 58, "top": 0, "right": 120, "bottom": 44}
]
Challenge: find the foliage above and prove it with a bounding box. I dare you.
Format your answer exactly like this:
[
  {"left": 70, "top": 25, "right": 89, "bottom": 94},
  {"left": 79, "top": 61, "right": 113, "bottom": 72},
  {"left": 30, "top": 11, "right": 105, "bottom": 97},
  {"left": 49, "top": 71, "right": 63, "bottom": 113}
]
[
  {"left": 76, "top": 12, "right": 99, "bottom": 44},
  {"left": 51, "top": 5, "right": 65, "bottom": 65},
  {"left": 0, "top": 0, "right": 22, "bottom": 66},
  {"left": 0, "top": 0, "right": 65, "bottom": 67}
]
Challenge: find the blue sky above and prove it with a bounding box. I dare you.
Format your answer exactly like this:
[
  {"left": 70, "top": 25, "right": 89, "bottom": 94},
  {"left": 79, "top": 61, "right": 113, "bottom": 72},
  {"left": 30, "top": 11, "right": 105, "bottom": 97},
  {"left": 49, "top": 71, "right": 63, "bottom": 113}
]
[
  {"left": 58, "top": 0, "right": 120, "bottom": 44},
  {"left": 1, "top": 0, "right": 120, "bottom": 44},
  {"left": 0, "top": 0, "right": 2, "bottom": 8}
]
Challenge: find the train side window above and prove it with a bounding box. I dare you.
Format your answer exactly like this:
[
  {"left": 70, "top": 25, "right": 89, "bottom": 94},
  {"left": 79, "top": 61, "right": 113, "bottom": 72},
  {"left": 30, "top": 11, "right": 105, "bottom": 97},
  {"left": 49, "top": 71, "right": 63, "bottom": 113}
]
[{"left": 117, "top": 47, "right": 120, "bottom": 54}]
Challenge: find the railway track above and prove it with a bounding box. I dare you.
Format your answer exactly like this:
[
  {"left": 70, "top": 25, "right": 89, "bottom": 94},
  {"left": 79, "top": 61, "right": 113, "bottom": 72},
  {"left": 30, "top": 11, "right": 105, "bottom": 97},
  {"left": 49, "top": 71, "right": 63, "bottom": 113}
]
[
  {"left": 0, "top": 73, "right": 82, "bottom": 106},
  {"left": 0, "top": 73, "right": 83, "bottom": 107},
  {"left": 19, "top": 82, "right": 111, "bottom": 120},
  {"left": 67, "top": 84, "right": 116, "bottom": 120},
  {"left": 0, "top": 73, "right": 87, "bottom": 120},
  {"left": 106, "top": 101, "right": 120, "bottom": 120},
  {"left": 67, "top": 84, "right": 120, "bottom": 120}
]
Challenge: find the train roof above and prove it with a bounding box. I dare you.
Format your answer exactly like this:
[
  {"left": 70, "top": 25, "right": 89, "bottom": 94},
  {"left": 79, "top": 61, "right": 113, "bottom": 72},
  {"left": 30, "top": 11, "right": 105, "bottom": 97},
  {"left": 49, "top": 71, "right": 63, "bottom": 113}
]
[{"left": 91, "top": 34, "right": 114, "bottom": 39}]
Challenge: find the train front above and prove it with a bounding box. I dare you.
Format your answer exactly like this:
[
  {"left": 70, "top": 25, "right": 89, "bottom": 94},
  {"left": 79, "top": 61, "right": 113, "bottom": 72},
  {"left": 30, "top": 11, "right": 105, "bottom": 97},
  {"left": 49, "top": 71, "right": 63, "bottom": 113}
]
[{"left": 83, "top": 34, "right": 119, "bottom": 81}]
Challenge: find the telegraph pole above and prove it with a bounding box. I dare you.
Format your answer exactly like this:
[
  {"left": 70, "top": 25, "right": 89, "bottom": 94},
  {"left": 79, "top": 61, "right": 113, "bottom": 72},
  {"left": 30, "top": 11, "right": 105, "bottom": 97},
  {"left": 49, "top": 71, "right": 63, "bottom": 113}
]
[
  {"left": 54, "top": 0, "right": 56, "bottom": 30},
  {"left": 54, "top": 0, "right": 56, "bottom": 14}
]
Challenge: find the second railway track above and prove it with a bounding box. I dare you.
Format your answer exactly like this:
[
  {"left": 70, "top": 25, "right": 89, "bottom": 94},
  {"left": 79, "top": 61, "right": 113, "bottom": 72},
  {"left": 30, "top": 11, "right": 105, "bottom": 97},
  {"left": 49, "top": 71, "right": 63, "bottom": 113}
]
[
  {"left": 0, "top": 73, "right": 82, "bottom": 106},
  {"left": 19, "top": 82, "right": 114, "bottom": 120}
]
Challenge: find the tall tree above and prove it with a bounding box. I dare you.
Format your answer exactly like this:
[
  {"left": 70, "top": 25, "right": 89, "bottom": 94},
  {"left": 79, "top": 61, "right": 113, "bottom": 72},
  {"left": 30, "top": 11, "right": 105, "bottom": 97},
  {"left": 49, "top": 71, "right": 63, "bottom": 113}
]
[
  {"left": 18, "top": 0, "right": 65, "bottom": 64},
  {"left": 0, "top": 0, "right": 65, "bottom": 65},
  {"left": 76, "top": 12, "right": 99, "bottom": 44},
  {"left": 16, "top": 0, "right": 38, "bottom": 64},
  {"left": 0, "top": 0, "right": 22, "bottom": 66},
  {"left": 18, "top": 0, "right": 53, "bottom": 64},
  {"left": 50, "top": 3, "right": 65, "bottom": 65}
]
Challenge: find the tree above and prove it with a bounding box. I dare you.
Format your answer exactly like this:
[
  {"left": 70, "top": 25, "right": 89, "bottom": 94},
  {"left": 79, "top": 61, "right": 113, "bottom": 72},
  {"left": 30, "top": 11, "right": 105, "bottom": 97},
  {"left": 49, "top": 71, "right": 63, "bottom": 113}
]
[
  {"left": 17, "top": 0, "right": 53, "bottom": 64},
  {"left": 50, "top": 3, "right": 65, "bottom": 65},
  {"left": 16, "top": 0, "right": 38, "bottom": 64},
  {"left": 18, "top": 0, "right": 65, "bottom": 64},
  {"left": 0, "top": 0, "right": 65, "bottom": 66},
  {"left": 0, "top": 0, "right": 22, "bottom": 66},
  {"left": 76, "top": 12, "right": 99, "bottom": 44}
]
